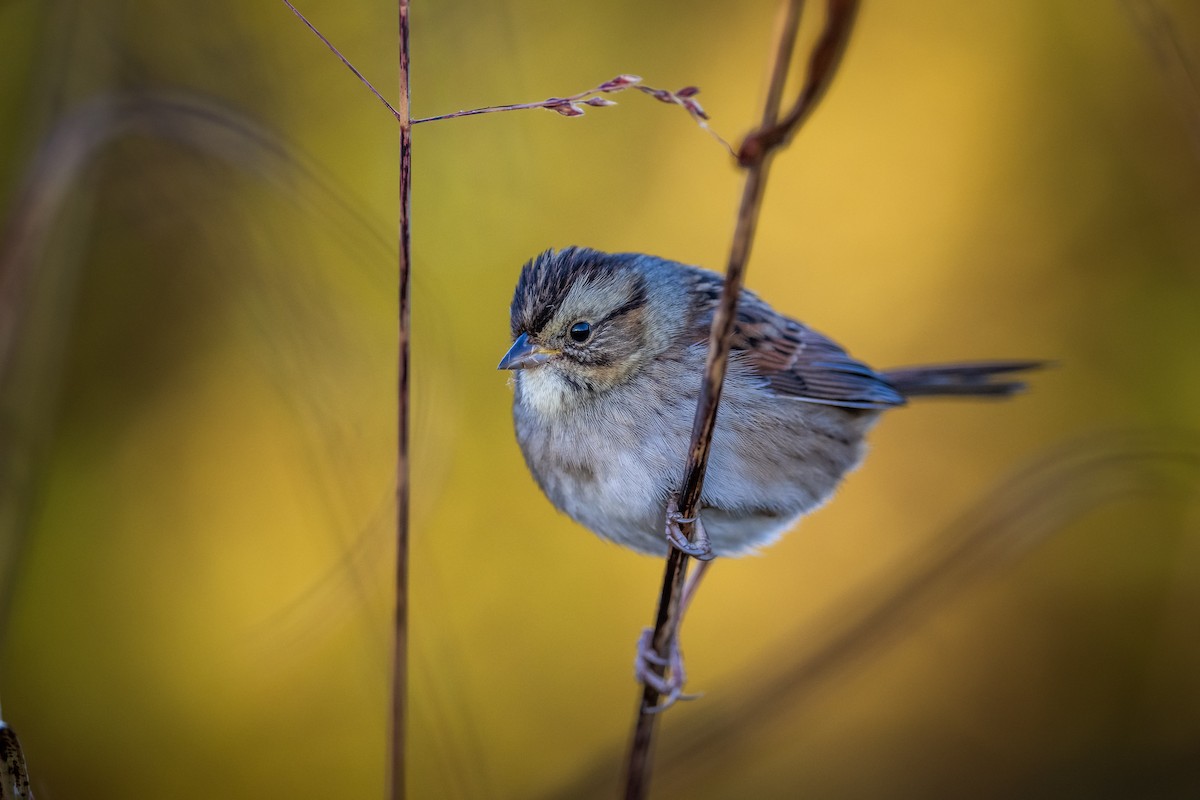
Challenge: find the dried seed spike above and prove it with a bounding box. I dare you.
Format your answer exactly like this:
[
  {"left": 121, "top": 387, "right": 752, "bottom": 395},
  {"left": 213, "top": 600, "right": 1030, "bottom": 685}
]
[
  {"left": 408, "top": 73, "right": 733, "bottom": 155},
  {"left": 682, "top": 98, "right": 709, "bottom": 120},
  {"left": 599, "top": 74, "right": 643, "bottom": 91},
  {"left": 550, "top": 102, "right": 585, "bottom": 117}
]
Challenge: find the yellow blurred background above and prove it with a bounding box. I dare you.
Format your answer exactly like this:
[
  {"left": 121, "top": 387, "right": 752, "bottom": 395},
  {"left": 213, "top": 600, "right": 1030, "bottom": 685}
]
[{"left": 1, "top": 1, "right": 1198, "bottom": 797}]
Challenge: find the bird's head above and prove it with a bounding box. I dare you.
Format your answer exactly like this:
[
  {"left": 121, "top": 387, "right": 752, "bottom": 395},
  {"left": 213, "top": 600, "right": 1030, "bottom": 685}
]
[{"left": 499, "top": 247, "right": 679, "bottom": 414}]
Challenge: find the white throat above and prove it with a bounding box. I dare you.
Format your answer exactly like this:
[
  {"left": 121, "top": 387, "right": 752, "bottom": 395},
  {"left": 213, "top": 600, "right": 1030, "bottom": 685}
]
[{"left": 516, "top": 368, "right": 585, "bottom": 417}]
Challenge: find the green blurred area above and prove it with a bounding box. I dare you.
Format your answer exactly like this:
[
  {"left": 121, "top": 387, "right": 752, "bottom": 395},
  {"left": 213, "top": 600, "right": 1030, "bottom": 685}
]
[{"left": 1, "top": 1, "right": 1198, "bottom": 797}]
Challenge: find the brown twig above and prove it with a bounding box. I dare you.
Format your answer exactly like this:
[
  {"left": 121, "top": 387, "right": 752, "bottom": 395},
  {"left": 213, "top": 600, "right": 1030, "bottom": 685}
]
[
  {"left": 281, "top": 0, "right": 403, "bottom": 124},
  {"left": 622, "top": 1, "right": 860, "bottom": 797},
  {"left": 389, "top": 2, "right": 412, "bottom": 800},
  {"left": 737, "top": 0, "right": 861, "bottom": 167}
]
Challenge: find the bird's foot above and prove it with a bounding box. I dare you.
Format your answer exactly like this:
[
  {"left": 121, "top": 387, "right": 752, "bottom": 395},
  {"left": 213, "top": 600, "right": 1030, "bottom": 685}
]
[
  {"left": 635, "top": 628, "right": 702, "bottom": 712},
  {"left": 665, "top": 498, "right": 715, "bottom": 561}
]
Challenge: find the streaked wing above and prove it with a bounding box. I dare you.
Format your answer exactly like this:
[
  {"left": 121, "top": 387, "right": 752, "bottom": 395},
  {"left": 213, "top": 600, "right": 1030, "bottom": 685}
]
[{"left": 688, "top": 272, "right": 905, "bottom": 409}]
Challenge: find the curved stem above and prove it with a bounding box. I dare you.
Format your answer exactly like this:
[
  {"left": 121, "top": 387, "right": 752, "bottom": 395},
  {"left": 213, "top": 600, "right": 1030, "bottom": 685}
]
[{"left": 622, "top": 2, "right": 860, "bottom": 797}]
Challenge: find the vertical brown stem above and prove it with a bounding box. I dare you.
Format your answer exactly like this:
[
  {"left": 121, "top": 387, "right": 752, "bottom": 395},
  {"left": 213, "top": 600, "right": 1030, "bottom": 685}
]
[
  {"left": 622, "top": 1, "right": 861, "bottom": 796},
  {"left": 621, "top": 155, "right": 776, "bottom": 800},
  {"left": 390, "top": 1, "right": 411, "bottom": 799},
  {"left": 621, "top": 4, "right": 802, "bottom": 798}
]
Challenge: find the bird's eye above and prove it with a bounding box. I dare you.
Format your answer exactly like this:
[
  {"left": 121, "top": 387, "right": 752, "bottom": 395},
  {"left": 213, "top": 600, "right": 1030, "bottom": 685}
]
[{"left": 569, "top": 321, "right": 592, "bottom": 343}]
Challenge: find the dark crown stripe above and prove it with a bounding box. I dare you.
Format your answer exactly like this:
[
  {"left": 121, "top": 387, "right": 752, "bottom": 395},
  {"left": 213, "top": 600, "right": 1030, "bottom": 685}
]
[
  {"left": 598, "top": 280, "right": 648, "bottom": 325},
  {"left": 511, "top": 246, "right": 628, "bottom": 337}
]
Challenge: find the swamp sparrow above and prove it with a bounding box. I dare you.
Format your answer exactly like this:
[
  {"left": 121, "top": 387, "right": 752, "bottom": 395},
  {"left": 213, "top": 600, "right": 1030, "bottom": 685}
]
[{"left": 500, "top": 247, "right": 1039, "bottom": 561}]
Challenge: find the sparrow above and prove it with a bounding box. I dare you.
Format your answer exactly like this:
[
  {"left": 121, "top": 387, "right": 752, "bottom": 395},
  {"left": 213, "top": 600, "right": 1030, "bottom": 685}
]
[{"left": 499, "top": 246, "right": 1039, "bottom": 561}]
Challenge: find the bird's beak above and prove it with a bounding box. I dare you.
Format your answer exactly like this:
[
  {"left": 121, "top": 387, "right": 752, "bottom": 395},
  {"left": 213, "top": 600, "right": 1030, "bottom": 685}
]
[{"left": 498, "top": 333, "right": 559, "bottom": 370}]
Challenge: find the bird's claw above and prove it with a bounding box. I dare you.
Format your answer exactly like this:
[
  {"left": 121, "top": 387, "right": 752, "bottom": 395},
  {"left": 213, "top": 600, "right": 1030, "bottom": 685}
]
[
  {"left": 635, "top": 628, "right": 703, "bottom": 712},
  {"left": 665, "top": 499, "right": 715, "bottom": 561}
]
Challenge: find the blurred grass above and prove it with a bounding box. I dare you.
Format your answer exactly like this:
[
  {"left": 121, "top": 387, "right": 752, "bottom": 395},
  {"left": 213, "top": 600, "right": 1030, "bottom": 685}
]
[{"left": 1, "top": 0, "right": 1198, "bottom": 797}]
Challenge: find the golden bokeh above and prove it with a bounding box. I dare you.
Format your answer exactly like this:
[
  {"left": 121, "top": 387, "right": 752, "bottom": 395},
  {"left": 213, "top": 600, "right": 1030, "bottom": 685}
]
[{"left": 1, "top": 1, "right": 1198, "bottom": 797}]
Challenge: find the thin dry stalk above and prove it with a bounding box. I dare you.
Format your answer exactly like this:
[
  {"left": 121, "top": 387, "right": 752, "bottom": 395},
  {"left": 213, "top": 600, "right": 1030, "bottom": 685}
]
[
  {"left": 281, "top": 0, "right": 403, "bottom": 123},
  {"left": 622, "top": 1, "right": 860, "bottom": 796},
  {"left": 390, "top": 3, "right": 412, "bottom": 799}
]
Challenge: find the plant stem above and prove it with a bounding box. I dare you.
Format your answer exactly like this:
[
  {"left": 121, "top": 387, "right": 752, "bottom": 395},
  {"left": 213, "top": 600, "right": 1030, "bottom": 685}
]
[
  {"left": 389, "top": 2, "right": 411, "bottom": 799},
  {"left": 621, "top": 1, "right": 859, "bottom": 796},
  {"left": 281, "top": 0, "right": 402, "bottom": 122}
]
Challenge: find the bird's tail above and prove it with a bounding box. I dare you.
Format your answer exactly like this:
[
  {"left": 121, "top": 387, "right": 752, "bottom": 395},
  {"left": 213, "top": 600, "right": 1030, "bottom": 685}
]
[{"left": 882, "top": 361, "right": 1045, "bottom": 399}]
